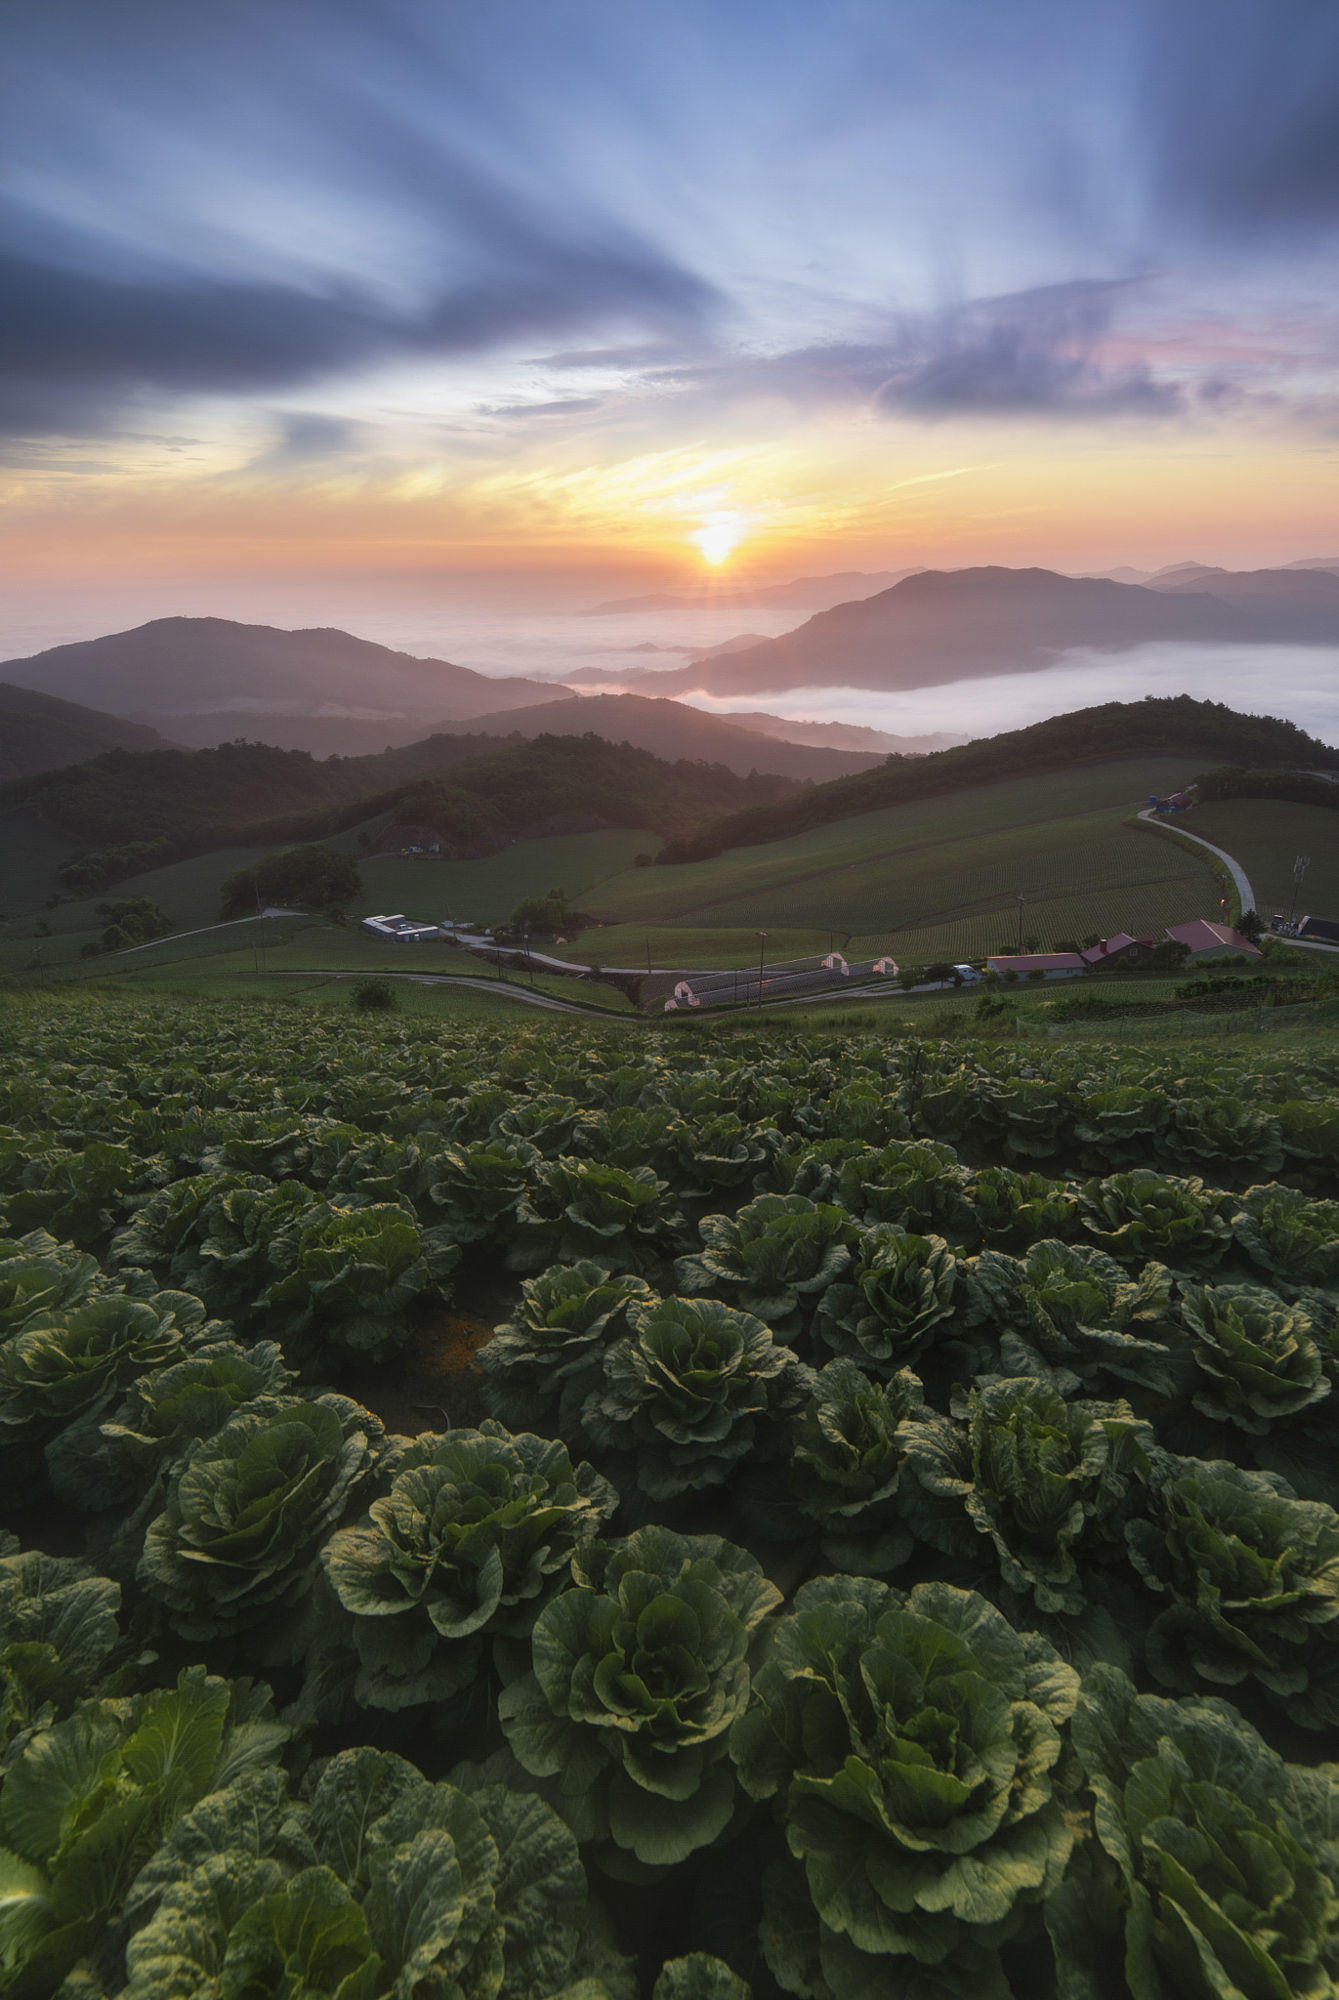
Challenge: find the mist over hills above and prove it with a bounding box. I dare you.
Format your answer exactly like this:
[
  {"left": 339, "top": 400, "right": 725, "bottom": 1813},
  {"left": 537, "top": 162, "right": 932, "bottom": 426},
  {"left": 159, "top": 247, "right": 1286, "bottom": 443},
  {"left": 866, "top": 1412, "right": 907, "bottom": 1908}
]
[
  {"left": 0, "top": 617, "right": 563, "bottom": 748},
  {"left": 583, "top": 570, "right": 914, "bottom": 615},
  {"left": 435, "top": 692, "right": 888, "bottom": 781},
  {"left": 615, "top": 565, "right": 1339, "bottom": 700}
]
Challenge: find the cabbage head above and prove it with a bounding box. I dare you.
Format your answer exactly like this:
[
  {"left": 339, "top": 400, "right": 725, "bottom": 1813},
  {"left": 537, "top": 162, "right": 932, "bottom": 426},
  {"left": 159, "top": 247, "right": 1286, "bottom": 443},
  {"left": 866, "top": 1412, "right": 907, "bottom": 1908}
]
[
  {"left": 731, "top": 1576, "right": 1079, "bottom": 1983},
  {"left": 0, "top": 1540, "right": 121, "bottom": 1753},
  {"left": 498, "top": 1525, "right": 780, "bottom": 1869},
  {"left": 0, "top": 1231, "right": 103, "bottom": 1341},
  {"left": 835, "top": 1138, "right": 974, "bottom": 1240},
  {"left": 674, "top": 1113, "right": 776, "bottom": 1198},
  {"left": 1050, "top": 1663, "right": 1339, "bottom": 2000},
  {"left": 758, "top": 1137, "right": 859, "bottom": 1204},
  {"left": 0, "top": 1666, "right": 286, "bottom": 1997},
  {"left": 419, "top": 1138, "right": 540, "bottom": 1244},
  {"left": 478, "top": 1261, "right": 656, "bottom": 1435},
  {"left": 782, "top": 1358, "right": 924, "bottom": 1575},
  {"left": 901, "top": 1377, "right": 1149, "bottom": 1617},
  {"left": 0, "top": 1138, "right": 160, "bottom": 1246},
  {"left": 1179, "top": 1281, "right": 1330, "bottom": 1434},
  {"left": 139, "top": 1393, "right": 385, "bottom": 1641},
  {"left": 0, "top": 1289, "right": 209, "bottom": 1449},
  {"left": 581, "top": 1296, "right": 814, "bottom": 1500},
  {"left": 962, "top": 1240, "right": 1178, "bottom": 1397},
  {"left": 1073, "top": 1085, "right": 1173, "bottom": 1169},
  {"left": 1077, "top": 1169, "right": 1232, "bottom": 1271},
  {"left": 510, "top": 1159, "right": 683, "bottom": 1274},
  {"left": 1125, "top": 1452, "right": 1339, "bottom": 1729},
  {"left": 1164, "top": 1096, "right": 1284, "bottom": 1179},
  {"left": 45, "top": 1336, "right": 297, "bottom": 1517},
  {"left": 997, "top": 1077, "right": 1072, "bottom": 1159},
  {"left": 260, "top": 1201, "right": 461, "bottom": 1361},
  {"left": 1231, "top": 1182, "right": 1339, "bottom": 1289},
  {"left": 322, "top": 1421, "right": 617, "bottom": 1710},
  {"left": 675, "top": 1194, "right": 854, "bottom": 1335},
  {"left": 811, "top": 1225, "right": 959, "bottom": 1375},
  {"left": 118, "top": 1746, "right": 635, "bottom": 2000},
  {"left": 969, "top": 1166, "right": 1080, "bottom": 1251}
]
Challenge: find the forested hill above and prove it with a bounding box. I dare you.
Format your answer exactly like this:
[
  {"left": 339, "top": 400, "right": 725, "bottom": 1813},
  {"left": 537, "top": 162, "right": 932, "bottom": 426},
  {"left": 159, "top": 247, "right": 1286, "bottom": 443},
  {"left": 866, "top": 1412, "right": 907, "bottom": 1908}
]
[
  {"left": 657, "top": 696, "right": 1339, "bottom": 863},
  {"left": 8, "top": 730, "right": 797, "bottom": 879},
  {"left": 0, "top": 681, "right": 169, "bottom": 779}
]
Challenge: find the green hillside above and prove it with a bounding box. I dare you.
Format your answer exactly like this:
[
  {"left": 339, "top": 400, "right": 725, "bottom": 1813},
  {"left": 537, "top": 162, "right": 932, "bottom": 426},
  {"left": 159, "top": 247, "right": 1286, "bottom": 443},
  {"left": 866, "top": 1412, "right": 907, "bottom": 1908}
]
[
  {"left": 575, "top": 757, "right": 1215, "bottom": 961},
  {"left": 658, "top": 694, "right": 1339, "bottom": 864},
  {"left": 1185, "top": 797, "right": 1339, "bottom": 920}
]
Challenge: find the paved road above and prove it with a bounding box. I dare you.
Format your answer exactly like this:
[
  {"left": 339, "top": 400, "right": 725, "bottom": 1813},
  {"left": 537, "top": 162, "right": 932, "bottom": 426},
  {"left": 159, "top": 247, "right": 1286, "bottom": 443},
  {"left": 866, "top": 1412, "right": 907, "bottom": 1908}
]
[{"left": 1136, "top": 809, "right": 1255, "bottom": 913}]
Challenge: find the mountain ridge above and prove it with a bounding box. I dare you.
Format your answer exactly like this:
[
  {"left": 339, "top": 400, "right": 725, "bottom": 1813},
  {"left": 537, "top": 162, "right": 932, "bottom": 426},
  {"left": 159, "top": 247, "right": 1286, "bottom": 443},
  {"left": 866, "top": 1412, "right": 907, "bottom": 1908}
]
[
  {"left": 0, "top": 616, "right": 565, "bottom": 747},
  {"left": 611, "top": 564, "right": 1339, "bottom": 700}
]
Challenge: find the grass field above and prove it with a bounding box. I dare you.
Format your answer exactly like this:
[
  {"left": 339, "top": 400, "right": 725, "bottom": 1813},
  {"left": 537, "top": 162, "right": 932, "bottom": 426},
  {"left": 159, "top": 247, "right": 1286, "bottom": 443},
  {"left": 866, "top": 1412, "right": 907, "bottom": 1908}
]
[
  {"left": 576, "top": 758, "right": 1213, "bottom": 962},
  {"left": 564, "top": 924, "right": 832, "bottom": 969},
  {"left": 353, "top": 830, "right": 653, "bottom": 928},
  {"left": 0, "top": 824, "right": 653, "bottom": 969},
  {"left": 1179, "top": 798, "right": 1339, "bottom": 922},
  {"left": 97, "top": 922, "right": 635, "bottom": 1011}
]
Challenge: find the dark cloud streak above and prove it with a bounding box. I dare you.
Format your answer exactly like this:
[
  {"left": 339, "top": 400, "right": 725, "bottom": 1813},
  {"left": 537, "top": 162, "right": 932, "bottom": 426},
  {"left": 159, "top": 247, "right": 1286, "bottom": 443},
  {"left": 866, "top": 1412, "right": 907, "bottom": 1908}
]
[{"left": 643, "top": 282, "right": 1185, "bottom": 422}]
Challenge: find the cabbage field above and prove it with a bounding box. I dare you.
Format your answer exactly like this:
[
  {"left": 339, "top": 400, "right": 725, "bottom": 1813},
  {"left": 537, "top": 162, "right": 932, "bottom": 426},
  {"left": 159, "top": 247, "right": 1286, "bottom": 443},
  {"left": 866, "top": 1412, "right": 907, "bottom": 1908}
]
[{"left": 1, "top": 991, "right": 1337, "bottom": 1999}]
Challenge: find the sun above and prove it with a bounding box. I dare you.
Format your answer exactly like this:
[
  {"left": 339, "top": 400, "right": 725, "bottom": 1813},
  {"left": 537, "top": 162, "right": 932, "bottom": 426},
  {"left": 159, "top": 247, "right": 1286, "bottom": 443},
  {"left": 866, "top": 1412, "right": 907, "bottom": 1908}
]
[{"left": 690, "top": 511, "right": 747, "bottom": 566}]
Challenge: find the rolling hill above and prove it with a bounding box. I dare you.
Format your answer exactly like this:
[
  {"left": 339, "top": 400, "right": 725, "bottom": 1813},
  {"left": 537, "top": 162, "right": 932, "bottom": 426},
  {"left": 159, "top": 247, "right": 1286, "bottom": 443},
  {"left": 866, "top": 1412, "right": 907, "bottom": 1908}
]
[
  {"left": 615, "top": 565, "right": 1339, "bottom": 700},
  {"left": 653, "top": 695, "right": 1339, "bottom": 866},
  {"left": 434, "top": 692, "right": 888, "bottom": 780},
  {"left": 0, "top": 617, "right": 564, "bottom": 749},
  {"left": 0, "top": 726, "right": 801, "bottom": 902},
  {"left": 0, "top": 682, "right": 171, "bottom": 780}
]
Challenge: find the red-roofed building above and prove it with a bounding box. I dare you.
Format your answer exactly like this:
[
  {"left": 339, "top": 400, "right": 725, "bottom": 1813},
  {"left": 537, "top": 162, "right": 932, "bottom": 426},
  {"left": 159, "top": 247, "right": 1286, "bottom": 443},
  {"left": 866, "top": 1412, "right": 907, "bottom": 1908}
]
[
  {"left": 1080, "top": 933, "right": 1155, "bottom": 968},
  {"left": 1164, "top": 920, "right": 1261, "bottom": 961},
  {"left": 986, "top": 952, "right": 1085, "bottom": 980}
]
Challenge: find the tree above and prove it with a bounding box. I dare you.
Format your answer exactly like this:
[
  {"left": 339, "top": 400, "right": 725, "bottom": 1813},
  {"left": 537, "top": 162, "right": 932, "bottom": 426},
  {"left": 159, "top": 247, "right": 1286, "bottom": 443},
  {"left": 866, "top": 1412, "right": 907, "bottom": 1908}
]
[
  {"left": 220, "top": 845, "right": 361, "bottom": 921},
  {"left": 1150, "top": 939, "right": 1192, "bottom": 971}
]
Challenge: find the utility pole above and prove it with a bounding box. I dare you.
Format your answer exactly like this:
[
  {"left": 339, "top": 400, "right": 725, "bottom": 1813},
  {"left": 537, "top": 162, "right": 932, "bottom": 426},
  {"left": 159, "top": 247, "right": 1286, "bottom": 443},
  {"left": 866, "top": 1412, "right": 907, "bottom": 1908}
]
[
  {"left": 757, "top": 929, "right": 767, "bottom": 1006},
  {"left": 1290, "top": 855, "right": 1310, "bottom": 923},
  {"left": 1016, "top": 894, "right": 1025, "bottom": 953}
]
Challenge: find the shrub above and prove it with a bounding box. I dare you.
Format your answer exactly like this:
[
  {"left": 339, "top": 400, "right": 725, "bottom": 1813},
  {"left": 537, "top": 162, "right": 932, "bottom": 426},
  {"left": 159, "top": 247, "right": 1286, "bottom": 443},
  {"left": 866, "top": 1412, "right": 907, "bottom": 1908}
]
[{"left": 351, "top": 977, "right": 397, "bottom": 1012}]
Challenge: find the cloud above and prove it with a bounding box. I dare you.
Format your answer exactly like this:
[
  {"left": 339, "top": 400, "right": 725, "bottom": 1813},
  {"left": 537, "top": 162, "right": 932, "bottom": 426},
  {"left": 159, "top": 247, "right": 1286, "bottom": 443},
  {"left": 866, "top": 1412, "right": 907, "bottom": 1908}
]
[
  {"left": 533, "top": 343, "right": 697, "bottom": 370},
  {"left": 645, "top": 282, "right": 1184, "bottom": 421},
  {"left": 0, "top": 233, "right": 717, "bottom": 437},
  {"left": 241, "top": 411, "right": 370, "bottom": 473},
  {"left": 481, "top": 398, "right": 605, "bottom": 419},
  {"left": 872, "top": 283, "right": 1183, "bottom": 419},
  {"left": 1138, "top": 0, "right": 1339, "bottom": 239}
]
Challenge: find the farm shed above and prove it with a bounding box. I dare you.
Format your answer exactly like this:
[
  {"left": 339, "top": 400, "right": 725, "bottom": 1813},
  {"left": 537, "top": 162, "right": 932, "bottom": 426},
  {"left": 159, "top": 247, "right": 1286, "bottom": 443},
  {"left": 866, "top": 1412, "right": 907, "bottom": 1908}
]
[
  {"left": 1163, "top": 920, "right": 1261, "bottom": 962},
  {"left": 986, "top": 952, "right": 1085, "bottom": 980}
]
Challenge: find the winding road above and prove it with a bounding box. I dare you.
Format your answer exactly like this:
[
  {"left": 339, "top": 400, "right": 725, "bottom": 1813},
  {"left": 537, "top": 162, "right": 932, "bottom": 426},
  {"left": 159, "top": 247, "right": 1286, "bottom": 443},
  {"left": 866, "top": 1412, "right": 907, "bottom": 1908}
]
[{"left": 1136, "top": 809, "right": 1255, "bottom": 913}]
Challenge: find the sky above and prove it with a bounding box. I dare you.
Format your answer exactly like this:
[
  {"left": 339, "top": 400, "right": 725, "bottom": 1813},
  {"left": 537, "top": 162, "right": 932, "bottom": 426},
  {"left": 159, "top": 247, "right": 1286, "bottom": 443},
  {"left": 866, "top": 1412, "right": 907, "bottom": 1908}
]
[{"left": 4, "top": 0, "right": 1339, "bottom": 620}]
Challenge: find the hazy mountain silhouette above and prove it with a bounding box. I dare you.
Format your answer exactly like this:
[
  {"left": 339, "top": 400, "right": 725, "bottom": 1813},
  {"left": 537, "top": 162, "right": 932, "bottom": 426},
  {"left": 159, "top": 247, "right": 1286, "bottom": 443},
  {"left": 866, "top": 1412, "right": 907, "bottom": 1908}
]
[
  {"left": 615, "top": 565, "right": 1339, "bottom": 699},
  {"left": 0, "top": 617, "right": 564, "bottom": 746},
  {"left": 432, "top": 691, "right": 889, "bottom": 780}
]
